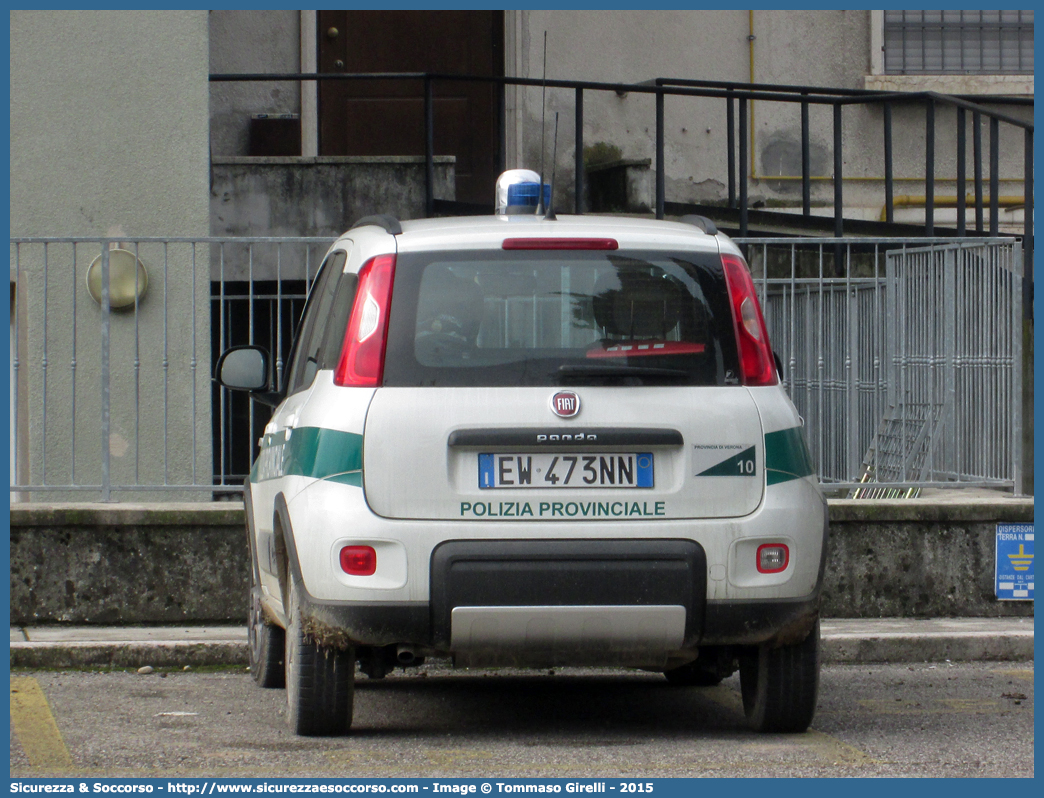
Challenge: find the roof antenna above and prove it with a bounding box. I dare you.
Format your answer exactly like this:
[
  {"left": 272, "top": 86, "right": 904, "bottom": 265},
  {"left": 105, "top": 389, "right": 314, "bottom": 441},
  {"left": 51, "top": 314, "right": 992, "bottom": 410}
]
[
  {"left": 545, "top": 112, "right": 559, "bottom": 221},
  {"left": 536, "top": 30, "right": 548, "bottom": 215}
]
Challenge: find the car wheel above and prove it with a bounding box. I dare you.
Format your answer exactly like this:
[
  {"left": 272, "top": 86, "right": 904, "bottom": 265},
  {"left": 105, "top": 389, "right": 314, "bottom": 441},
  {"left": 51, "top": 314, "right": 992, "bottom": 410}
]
[
  {"left": 249, "top": 581, "right": 286, "bottom": 688},
  {"left": 739, "top": 619, "right": 820, "bottom": 733},
  {"left": 663, "top": 663, "right": 723, "bottom": 686},
  {"left": 284, "top": 572, "right": 355, "bottom": 736}
]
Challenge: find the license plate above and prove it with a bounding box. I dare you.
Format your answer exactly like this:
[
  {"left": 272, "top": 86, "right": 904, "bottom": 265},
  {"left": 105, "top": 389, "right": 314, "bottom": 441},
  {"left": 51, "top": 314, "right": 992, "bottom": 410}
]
[{"left": 479, "top": 453, "right": 653, "bottom": 489}]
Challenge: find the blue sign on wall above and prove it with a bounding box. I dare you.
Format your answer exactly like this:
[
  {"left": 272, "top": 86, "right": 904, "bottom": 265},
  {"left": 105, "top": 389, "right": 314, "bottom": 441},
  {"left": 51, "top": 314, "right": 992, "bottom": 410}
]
[{"left": 996, "top": 523, "right": 1034, "bottom": 600}]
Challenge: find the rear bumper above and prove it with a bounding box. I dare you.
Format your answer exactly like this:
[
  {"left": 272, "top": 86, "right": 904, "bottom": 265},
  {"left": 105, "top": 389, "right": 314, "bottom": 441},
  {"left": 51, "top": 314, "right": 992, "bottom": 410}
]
[
  {"left": 280, "top": 476, "right": 828, "bottom": 657},
  {"left": 294, "top": 535, "right": 819, "bottom": 654},
  {"left": 293, "top": 594, "right": 820, "bottom": 652}
]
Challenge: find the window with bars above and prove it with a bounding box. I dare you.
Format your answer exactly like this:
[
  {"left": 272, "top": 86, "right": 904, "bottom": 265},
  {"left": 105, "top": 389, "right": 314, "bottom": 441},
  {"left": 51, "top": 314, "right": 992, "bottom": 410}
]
[{"left": 884, "top": 10, "right": 1033, "bottom": 74}]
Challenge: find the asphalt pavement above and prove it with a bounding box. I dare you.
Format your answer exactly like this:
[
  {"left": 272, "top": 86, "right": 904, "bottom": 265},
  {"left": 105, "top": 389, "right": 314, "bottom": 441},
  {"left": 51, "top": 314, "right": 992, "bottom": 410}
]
[{"left": 9, "top": 617, "right": 1034, "bottom": 669}]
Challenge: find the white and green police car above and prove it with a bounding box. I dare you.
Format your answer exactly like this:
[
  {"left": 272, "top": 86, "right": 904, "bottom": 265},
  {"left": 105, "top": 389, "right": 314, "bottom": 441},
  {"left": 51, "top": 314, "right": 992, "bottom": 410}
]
[{"left": 217, "top": 170, "right": 828, "bottom": 737}]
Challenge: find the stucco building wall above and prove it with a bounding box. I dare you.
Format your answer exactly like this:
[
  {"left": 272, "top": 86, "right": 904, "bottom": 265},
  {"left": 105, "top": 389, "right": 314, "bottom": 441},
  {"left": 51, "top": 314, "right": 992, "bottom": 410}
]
[
  {"left": 10, "top": 10, "right": 213, "bottom": 499},
  {"left": 515, "top": 9, "right": 1030, "bottom": 220}
]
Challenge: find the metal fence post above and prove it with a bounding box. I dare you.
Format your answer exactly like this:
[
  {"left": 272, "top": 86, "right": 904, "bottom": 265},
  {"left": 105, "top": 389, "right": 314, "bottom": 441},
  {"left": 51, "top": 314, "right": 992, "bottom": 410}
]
[
  {"left": 726, "top": 90, "right": 736, "bottom": 209},
  {"left": 100, "top": 244, "right": 112, "bottom": 502},
  {"left": 424, "top": 75, "right": 434, "bottom": 218},
  {"left": 497, "top": 78, "right": 506, "bottom": 177},
  {"left": 989, "top": 116, "right": 1000, "bottom": 236},
  {"left": 925, "top": 98, "right": 935, "bottom": 237},
  {"left": 575, "top": 87, "right": 584, "bottom": 214},
  {"left": 884, "top": 102, "right": 894, "bottom": 224},
  {"left": 801, "top": 94, "right": 810, "bottom": 217},
  {"left": 845, "top": 244, "right": 859, "bottom": 479},
  {"left": 1024, "top": 128, "right": 1033, "bottom": 322},
  {"left": 655, "top": 87, "right": 665, "bottom": 219},
  {"left": 833, "top": 103, "right": 843, "bottom": 274},
  {"left": 739, "top": 96, "right": 748, "bottom": 238},
  {"left": 973, "top": 111, "right": 984, "bottom": 233},
  {"left": 943, "top": 247, "right": 957, "bottom": 480},
  {"left": 956, "top": 107, "right": 966, "bottom": 237},
  {"left": 1013, "top": 243, "right": 1024, "bottom": 495}
]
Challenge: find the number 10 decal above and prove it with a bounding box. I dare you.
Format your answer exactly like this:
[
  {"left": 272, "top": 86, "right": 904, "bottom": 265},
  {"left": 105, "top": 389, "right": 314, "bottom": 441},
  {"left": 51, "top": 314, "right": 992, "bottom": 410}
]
[{"left": 693, "top": 445, "right": 757, "bottom": 477}]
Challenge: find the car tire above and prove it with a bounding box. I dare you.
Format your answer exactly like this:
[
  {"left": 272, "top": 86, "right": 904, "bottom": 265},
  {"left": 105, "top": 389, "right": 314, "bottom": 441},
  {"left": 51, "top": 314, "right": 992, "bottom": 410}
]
[
  {"left": 248, "top": 581, "right": 285, "bottom": 689},
  {"left": 739, "top": 619, "right": 820, "bottom": 733},
  {"left": 284, "top": 572, "right": 355, "bottom": 736},
  {"left": 663, "top": 663, "right": 723, "bottom": 687}
]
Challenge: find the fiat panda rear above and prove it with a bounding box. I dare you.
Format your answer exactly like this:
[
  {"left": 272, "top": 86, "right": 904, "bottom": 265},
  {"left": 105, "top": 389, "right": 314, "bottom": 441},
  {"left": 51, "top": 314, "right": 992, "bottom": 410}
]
[{"left": 218, "top": 178, "right": 827, "bottom": 739}]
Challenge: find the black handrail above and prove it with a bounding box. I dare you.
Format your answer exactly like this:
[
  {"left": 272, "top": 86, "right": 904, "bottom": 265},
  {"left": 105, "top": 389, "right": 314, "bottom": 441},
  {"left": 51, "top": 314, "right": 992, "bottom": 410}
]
[{"left": 209, "top": 70, "right": 1034, "bottom": 318}]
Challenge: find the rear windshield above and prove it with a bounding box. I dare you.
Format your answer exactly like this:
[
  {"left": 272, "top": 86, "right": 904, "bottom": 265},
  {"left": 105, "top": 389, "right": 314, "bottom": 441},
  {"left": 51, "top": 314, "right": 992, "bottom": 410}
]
[{"left": 383, "top": 249, "right": 741, "bottom": 387}]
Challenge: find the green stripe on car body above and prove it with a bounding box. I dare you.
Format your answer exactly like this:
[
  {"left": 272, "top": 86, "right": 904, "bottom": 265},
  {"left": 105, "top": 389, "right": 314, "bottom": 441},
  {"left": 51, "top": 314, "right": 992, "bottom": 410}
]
[
  {"left": 250, "top": 426, "right": 363, "bottom": 485},
  {"left": 764, "top": 427, "right": 815, "bottom": 485},
  {"left": 249, "top": 424, "right": 811, "bottom": 487}
]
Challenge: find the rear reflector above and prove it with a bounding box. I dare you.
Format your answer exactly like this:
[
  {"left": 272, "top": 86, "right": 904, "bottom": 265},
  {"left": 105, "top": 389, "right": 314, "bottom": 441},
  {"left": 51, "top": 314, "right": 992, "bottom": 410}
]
[
  {"left": 721, "top": 253, "right": 777, "bottom": 386},
  {"left": 340, "top": 545, "right": 377, "bottom": 576},
  {"left": 502, "top": 238, "right": 619, "bottom": 250},
  {"left": 757, "top": 543, "right": 789, "bottom": 574},
  {"left": 334, "top": 254, "right": 396, "bottom": 387}
]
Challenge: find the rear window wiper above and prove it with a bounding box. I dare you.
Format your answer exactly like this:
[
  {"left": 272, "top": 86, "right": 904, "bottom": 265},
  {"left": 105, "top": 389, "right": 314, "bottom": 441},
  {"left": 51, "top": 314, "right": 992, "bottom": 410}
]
[{"left": 557, "top": 364, "right": 690, "bottom": 380}]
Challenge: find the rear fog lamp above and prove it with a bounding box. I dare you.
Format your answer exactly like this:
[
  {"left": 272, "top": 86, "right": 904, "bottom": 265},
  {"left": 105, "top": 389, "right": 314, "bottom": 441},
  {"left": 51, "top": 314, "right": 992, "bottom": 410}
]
[
  {"left": 340, "top": 545, "right": 377, "bottom": 576},
  {"left": 756, "top": 543, "right": 789, "bottom": 574}
]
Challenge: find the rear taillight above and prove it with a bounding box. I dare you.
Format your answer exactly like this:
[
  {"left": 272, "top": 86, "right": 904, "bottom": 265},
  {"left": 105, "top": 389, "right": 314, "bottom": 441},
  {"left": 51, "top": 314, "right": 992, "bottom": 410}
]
[
  {"left": 340, "top": 545, "right": 377, "bottom": 576},
  {"left": 334, "top": 254, "right": 396, "bottom": 387},
  {"left": 721, "top": 253, "right": 777, "bottom": 386}
]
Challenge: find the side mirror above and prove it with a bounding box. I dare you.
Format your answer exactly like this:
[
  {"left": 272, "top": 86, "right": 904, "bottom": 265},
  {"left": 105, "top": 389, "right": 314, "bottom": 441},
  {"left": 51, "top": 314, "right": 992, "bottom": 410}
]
[{"left": 216, "top": 346, "right": 270, "bottom": 391}]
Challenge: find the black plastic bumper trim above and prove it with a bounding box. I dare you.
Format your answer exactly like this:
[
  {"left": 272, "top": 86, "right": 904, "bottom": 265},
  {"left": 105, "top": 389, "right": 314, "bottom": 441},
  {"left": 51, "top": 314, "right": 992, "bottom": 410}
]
[
  {"left": 296, "top": 600, "right": 432, "bottom": 648},
  {"left": 430, "top": 538, "right": 706, "bottom": 649},
  {"left": 447, "top": 428, "right": 684, "bottom": 448},
  {"left": 701, "top": 595, "right": 820, "bottom": 647}
]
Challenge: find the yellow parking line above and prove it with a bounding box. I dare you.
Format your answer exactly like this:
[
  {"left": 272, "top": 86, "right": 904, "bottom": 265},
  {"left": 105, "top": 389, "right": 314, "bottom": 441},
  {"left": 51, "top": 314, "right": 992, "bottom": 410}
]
[
  {"left": 10, "top": 677, "right": 74, "bottom": 770},
  {"left": 996, "top": 669, "right": 1034, "bottom": 681}
]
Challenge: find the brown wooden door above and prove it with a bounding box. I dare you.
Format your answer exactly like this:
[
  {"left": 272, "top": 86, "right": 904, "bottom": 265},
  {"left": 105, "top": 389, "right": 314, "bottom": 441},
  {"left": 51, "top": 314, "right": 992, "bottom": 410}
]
[{"left": 318, "top": 10, "right": 503, "bottom": 206}]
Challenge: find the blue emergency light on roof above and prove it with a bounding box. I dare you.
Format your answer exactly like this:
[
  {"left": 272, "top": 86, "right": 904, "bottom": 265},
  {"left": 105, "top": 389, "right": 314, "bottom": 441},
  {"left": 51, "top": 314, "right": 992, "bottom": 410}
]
[
  {"left": 496, "top": 169, "right": 551, "bottom": 217},
  {"left": 507, "top": 182, "right": 551, "bottom": 210}
]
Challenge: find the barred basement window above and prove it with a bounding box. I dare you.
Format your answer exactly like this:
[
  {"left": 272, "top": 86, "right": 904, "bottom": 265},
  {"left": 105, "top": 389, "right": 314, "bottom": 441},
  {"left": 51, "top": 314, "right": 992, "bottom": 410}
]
[{"left": 884, "top": 10, "right": 1033, "bottom": 75}]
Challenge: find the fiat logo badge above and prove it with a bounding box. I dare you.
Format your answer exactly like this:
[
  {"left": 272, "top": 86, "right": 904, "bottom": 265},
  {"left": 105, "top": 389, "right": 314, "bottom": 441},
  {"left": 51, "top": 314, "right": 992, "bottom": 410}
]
[{"left": 550, "top": 390, "right": 581, "bottom": 418}]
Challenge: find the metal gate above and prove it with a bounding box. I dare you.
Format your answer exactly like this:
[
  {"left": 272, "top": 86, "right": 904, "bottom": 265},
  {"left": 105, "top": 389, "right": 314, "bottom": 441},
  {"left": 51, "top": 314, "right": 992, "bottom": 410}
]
[{"left": 749, "top": 237, "right": 1024, "bottom": 494}]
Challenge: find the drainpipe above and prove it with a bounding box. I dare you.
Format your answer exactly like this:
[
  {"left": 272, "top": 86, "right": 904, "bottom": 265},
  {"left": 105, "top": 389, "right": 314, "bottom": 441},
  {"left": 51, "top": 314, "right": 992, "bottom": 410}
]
[{"left": 879, "top": 195, "right": 1025, "bottom": 222}]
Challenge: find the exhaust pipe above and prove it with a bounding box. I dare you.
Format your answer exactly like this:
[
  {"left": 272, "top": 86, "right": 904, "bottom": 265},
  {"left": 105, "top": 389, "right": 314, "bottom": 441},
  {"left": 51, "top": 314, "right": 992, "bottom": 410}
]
[{"left": 396, "top": 645, "right": 418, "bottom": 665}]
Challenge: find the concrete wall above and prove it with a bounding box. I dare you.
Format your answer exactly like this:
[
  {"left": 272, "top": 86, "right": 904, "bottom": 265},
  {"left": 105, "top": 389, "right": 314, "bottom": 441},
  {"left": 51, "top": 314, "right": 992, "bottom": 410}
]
[
  {"left": 9, "top": 500, "right": 1034, "bottom": 625},
  {"left": 11, "top": 504, "right": 247, "bottom": 625},
  {"left": 211, "top": 158, "right": 456, "bottom": 238},
  {"left": 210, "top": 156, "right": 456, "bottom": 280},
  {"left": 10, "top": 11, "right": 213, "bottom": 499},
  {"left": 209, "top": 10, "right": 303, "bottom": 157}
]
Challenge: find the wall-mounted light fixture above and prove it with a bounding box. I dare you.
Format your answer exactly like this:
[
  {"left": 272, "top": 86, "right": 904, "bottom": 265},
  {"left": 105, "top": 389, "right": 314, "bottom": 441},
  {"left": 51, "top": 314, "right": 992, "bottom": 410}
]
[{"left": 86, "top": 249, "right": 148, "bottom": 309}]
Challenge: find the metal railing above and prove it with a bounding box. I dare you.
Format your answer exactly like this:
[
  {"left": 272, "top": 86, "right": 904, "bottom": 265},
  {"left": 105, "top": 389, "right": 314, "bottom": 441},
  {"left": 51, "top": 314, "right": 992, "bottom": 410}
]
[
  {"left": 9, "top": 237, "right": 331, "bottom": 501},
  {"left": 10, "top": 235, "right": 1025, "bottom": 500},
  {"left": 210, "top": 70, "right": 1034, "bottom": 317},
  {"left": 742, "top": 236, "right": 1024, "bottom": 493}
]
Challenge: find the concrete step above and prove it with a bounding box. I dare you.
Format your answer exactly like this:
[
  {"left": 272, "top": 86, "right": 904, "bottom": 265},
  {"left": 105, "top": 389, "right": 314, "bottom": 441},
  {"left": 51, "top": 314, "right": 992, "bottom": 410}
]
[{"left": 9, "top": 618, "right": 1034, "bottom": 670}]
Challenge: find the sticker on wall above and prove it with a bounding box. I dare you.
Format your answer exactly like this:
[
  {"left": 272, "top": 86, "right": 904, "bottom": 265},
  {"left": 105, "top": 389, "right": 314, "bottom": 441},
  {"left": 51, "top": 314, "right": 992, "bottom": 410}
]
[{"left": 996, "top": 523, "right": 1034, "bottom": 601}]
